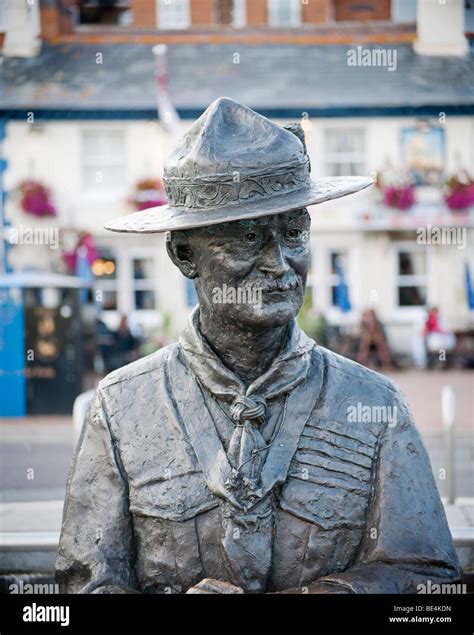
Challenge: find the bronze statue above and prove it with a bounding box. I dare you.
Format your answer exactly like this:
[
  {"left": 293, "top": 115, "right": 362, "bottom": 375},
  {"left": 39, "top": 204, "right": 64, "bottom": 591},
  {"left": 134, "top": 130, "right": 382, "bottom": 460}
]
[{"left": 56, "top": 97, "right": 460, "bottom": 594}]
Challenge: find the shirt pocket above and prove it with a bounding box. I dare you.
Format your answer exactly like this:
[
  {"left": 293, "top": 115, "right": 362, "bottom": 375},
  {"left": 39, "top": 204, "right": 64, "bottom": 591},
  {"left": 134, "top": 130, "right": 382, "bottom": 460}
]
[
  {"left": 129, "top": 471, "right": 218, "bottom": 522},
  {"left": 279, "top": 418, "right": 378, "bottom": 530}
]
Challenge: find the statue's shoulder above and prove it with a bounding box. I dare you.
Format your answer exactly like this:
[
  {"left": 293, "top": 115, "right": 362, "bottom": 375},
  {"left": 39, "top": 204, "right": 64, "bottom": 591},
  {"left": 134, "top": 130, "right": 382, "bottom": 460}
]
[
  {"left": 99, "top": 342, "right": 179, "bottom": 391},
  {"left": 314, "top": 345, "right": 401, "bottom": 400}
]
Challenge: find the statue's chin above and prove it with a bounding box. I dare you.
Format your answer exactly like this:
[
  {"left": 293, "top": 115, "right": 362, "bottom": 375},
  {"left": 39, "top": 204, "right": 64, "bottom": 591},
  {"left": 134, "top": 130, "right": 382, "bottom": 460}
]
[{"left": 221, "top": 298, "right": 302, "bottom": 330}]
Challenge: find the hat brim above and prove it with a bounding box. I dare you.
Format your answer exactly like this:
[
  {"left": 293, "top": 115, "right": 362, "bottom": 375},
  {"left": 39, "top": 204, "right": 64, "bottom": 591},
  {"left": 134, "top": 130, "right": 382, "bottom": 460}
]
[{"left": 104, "top": 176, "right": 373, "bottom": 234}]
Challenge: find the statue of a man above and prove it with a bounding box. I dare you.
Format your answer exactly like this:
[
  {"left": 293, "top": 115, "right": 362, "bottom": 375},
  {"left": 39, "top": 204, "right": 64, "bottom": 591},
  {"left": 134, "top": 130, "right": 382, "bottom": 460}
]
[{"left": 56, "top": 98, "right": 460, "bottom": 594}]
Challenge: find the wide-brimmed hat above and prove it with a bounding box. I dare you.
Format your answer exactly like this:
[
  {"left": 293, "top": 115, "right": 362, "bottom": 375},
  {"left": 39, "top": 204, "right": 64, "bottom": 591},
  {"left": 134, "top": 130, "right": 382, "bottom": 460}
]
[{"left": 105, "top": 97, "right": 373, "bottom": 234}]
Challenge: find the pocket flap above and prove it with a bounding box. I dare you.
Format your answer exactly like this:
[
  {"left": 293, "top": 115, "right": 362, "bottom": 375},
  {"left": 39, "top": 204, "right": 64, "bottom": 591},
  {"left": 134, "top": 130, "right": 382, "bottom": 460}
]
[
  {"left": 279, "top": 474, "right": 370, "bottom": 530},
  {"left": 130, "top": 471, "right": 218, "bottom": 521}
]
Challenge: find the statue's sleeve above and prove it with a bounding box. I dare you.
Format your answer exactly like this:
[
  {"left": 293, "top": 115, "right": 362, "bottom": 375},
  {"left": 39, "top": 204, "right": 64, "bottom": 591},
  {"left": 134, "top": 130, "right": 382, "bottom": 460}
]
[
  {"left": 55, "top": 387, "right": 138, "bottom": 594},
  {"left": 316, "top": 389, "right": 462, "bottom": 593}
]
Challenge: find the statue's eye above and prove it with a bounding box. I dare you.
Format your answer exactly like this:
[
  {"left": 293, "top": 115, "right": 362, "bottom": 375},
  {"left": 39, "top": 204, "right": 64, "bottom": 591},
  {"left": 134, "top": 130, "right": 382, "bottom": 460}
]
[
  {"left": 286, "top": 228, "right": 302, "bottom": 240},
  {"left": 245, "top": 232, "right": 258, "bottom": 243}
]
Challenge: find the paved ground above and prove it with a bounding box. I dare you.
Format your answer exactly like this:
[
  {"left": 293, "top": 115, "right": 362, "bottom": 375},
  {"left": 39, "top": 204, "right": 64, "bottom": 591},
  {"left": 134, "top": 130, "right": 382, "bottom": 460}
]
[
  {"left": 0, "top": 418, "right": 74, "bottom": 503},
  {"left": 385, "top": 370, "right": 474, "bottom": 435}
]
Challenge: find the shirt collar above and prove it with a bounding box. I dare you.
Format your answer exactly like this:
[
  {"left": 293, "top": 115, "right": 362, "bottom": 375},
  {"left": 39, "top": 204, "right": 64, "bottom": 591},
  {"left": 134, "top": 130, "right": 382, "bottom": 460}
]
[{"left": 179, "top": 307, "right": 315, "bottom": 402}]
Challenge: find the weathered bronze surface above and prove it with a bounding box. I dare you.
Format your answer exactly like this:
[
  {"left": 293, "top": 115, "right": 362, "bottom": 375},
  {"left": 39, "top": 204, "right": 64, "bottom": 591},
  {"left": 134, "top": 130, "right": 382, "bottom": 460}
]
[{"left": 56, "top": 98, "right": 460, "bottom": 594}]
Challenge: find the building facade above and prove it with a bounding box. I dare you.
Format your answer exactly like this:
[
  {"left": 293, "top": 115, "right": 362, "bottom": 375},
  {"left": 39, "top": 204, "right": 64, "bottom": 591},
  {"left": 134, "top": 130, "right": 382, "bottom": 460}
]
[{"left": 1, "top": 0, "right": 473, "bottom": 359}]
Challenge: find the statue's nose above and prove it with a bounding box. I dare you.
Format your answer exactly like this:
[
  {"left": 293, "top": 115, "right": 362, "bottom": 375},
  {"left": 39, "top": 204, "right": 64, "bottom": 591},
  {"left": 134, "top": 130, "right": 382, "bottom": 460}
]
[{"left": 258, "top": 235, "right": 289, "bottom": 277}]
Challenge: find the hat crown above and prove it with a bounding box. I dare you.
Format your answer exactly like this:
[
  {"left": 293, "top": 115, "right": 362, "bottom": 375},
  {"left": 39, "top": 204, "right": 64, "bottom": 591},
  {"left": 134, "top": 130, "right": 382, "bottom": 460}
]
[
  {"left": 165, "top": 97, "right": 307, "bottom": 177},
  {"left": 163, "top": 97, "right": 310, "bottom": 210}
]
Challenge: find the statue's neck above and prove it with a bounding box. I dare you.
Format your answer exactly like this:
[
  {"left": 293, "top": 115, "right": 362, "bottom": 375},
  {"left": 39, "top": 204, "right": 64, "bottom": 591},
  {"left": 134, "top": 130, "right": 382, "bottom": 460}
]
[{"left": 198, "top": 310, "right": 289, "bottom": 386}]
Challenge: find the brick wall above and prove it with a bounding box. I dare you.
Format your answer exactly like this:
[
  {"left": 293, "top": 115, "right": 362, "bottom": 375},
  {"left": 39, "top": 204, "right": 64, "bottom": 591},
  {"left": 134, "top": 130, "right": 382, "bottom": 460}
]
[
  {"left": 190, "top": 0, "right": 214, "bottom": 25},
  {"left": 334, "top": 0, "right": 391, "bottom": 22},
  {"left": 302, "top": 0, "right": 329, "bottom": 25},
  {"left": 40, "top": 1, "right": 74, "bottom": 40},
  {"left": 246, "top": 0, "right": 267, "bottom": 26},
  {"left": 132, "top": 0, "right": 157, "bottom": 28}
]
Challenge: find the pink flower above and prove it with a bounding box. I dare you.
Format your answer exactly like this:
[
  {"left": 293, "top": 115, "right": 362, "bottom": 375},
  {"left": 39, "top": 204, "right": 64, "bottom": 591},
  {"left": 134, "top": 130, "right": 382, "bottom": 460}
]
[{"left": 18, "top": 180, "right": 57, "bottom": 217}]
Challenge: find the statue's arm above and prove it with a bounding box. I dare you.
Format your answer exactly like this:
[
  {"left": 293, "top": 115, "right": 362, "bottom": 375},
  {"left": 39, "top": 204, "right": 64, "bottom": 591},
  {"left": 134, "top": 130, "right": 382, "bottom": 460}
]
[
  {"left": 312, "top": 394, "right": 461, "bottom": 593},
  {"left": 293, "top": 390, "right": 462, "bottom": 594},
  {"left": 55, "top": 388, "right": 138, "bottom": 594}
]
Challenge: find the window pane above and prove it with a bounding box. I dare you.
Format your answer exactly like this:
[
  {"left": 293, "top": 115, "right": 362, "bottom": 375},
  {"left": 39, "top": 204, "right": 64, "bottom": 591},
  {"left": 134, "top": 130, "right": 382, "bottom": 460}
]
[
  {"left": 398, "top": 286, "right": 426, "bottom": 307},
  {"left": 268, "top": 0, "right": 301, "bottom": 26},
  {"left": 216, "top": 0, "right": 233, "bottom": 25},
  {"left": 398, "top": 252, "right": 426, "bottom": 276},
  {"left": 133, "top": 258, "right": 155, "bottom": 280},
  {"left": 325, "top": 128, "right": 365, "bottom": 153},
  {"left": 324, "top": 129, "right": 366, "bottom": 176},
  {"left": 101, "top": 290, "right": 117, "bottom": 311},
  {"left": 135, "top": 290, "right": 155, "bottom": 310},
  {"left": 158, "top": 0, "right": 190, "bottom": 28},
  {"left": 79, "top": 1, "right": 132, "bottom": 26},
  {"left": 101, "top": 166, "right": 125, "bottom": 187},
  {"left": 81, "top": 129, "right": 126, "bottom": 190}
]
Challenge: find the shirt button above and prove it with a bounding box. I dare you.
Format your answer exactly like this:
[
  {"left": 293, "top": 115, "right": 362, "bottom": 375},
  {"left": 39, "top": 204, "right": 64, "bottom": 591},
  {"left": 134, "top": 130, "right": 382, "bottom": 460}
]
[{"left": 322, "top": 509, "right": 334, "bottom": 519}]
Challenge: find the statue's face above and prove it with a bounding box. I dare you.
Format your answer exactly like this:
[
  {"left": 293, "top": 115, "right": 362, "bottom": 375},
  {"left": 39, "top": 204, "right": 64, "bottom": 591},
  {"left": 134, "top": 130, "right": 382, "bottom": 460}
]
[{"left": 181, "top": 208, "right": 311, "bottom": 329}]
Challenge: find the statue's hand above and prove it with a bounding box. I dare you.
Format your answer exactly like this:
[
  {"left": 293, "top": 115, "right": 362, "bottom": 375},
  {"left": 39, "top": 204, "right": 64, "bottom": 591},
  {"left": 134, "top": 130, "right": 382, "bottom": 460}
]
[{"left": 186, "top": 578, "right": 244, "bottom": 594}]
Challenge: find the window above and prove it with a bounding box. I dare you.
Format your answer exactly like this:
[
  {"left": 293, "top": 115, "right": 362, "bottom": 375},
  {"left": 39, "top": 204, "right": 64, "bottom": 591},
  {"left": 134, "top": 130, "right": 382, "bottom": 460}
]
[
  {"left": 329, "top": 251, "right": 351, "bottom": 307},
  {"left": 324, "top": 128, "right": 366, "bottom": 177},
  {"left": 214, "top": 0, "right": 246, "bottom": 27},
  {"left": 396, "top": 248, "right": 427, "bottom": 307},
  {"left": 78, "top": 1, "right": 132, "bottom": 26},
  {"left": 157, "top": 0, "right": 190, "bottom": 29},
  {"left": 268, "top": 0, "right": 301, "bottom": 27},
  {"left": 81, "top": 129, "right": 126, "bottom": 192},
  {"left": 92, "top": 251, "right": 118, "bottom": 311},
  {"left": 133, "top": 258, "right": 156, "bottom": 310}
]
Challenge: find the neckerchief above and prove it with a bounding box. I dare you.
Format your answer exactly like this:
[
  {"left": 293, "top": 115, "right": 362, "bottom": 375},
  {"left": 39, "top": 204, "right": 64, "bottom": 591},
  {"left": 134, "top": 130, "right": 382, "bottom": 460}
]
[{"left": 172, "top": 308, "right": 322, "bottom": 592}]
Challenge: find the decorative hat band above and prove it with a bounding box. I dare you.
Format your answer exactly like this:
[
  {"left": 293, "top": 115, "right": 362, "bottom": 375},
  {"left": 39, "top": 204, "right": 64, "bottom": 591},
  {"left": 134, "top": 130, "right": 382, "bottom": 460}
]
[{"left": 163, "top": 157, "right": 311, "bottom": 211}]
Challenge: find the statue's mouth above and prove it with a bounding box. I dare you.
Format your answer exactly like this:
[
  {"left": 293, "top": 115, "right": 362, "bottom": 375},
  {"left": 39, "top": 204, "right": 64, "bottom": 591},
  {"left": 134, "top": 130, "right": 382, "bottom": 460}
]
[{"left": 261, "top": 280, "right": 299, "bottom": 293}]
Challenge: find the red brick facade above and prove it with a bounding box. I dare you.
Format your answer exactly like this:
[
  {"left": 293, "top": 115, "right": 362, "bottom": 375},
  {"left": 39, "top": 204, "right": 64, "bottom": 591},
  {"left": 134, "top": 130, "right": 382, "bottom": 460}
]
[
  {"left": 190, "top": 0, "right": 214, "bottom": 26},
  {"left": 132, "top": 0, "right": 157, "bottom": 28},
  {"left": 38, "top": 0, "right": 411, "bottom": 45},
  {"left": 246, "top": 0, "right": 267, "bottom": 27}
]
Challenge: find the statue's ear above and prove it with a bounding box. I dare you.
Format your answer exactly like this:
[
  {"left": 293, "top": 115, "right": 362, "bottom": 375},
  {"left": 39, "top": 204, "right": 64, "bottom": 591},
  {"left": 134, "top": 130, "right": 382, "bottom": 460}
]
[{"left": 166, "top": 231, "right": 198, "bottom": 279}]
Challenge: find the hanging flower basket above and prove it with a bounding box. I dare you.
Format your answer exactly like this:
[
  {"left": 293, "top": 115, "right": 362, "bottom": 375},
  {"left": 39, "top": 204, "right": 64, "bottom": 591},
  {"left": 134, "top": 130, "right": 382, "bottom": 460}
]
[
  {"left": 444, "top": 174, "right": 474, "bottom": 211},
  {"left": 382, "top": 184, "right": 416, "bottom": 211},
  {"left": 62, "top": 232, "right": 98, "bottom": 273},
  {"left": 16, "top": 179, "right": 57, "bottom": 217},
  {"left": 129, "top": 178, "right": 167, "bottom": 211},
  {"left": 375, "top": 171, "right": 416, "bottom": 211}
]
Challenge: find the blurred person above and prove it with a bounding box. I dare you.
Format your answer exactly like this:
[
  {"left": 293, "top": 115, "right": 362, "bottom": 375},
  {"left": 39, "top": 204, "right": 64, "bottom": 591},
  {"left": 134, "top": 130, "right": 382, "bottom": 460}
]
[
  {"left": 107, "top": 315, "right": 140, "bottom": 371},
  {"left": 356, "top": 308, "right": 393, "bottom": 370},
  {"left": 424, "top": 307, "right": 456, "bottom": 366}
]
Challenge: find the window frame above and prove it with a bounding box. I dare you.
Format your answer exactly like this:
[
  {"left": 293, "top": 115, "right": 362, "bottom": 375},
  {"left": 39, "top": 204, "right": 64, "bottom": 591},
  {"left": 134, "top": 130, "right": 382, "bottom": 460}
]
[
  {"left": 393, "top": 241, "right": 430, "bottom": 315},
  {"left": 323, "top": 126, "right": 367, "bottom": 177},
  {"left": 80, "top": 126, "right": 127, "bottom": 198},
  {"left": 307, "top": 245, "right": 355, "bottom": 314},
  {"left": 156, "top": 0, "right": 191, "bottom": 30},
  {"left": 268, "top": 0, "right": 302, "bottom": 27},
  {"left": 232, "top": 0, "right": 246, "bottom": 28},
  {"left": 131, "top": 256, "right": 158, "bottom": 312}
]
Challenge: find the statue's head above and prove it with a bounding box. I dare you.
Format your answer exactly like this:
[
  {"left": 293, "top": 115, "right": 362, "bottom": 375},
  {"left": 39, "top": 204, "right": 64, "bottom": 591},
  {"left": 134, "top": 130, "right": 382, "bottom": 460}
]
[
  {"left": 105, "top": 97, "right": 373, "bottom": 327},
  {"left": 166, "top": 208, "right": 310, "bottom": 329}
]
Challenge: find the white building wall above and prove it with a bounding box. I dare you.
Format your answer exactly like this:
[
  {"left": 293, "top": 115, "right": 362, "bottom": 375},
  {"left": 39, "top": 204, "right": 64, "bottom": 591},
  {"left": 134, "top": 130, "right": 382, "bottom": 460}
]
[{"left": 4, "top": 115, "right": 474, "bottom": 348}]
